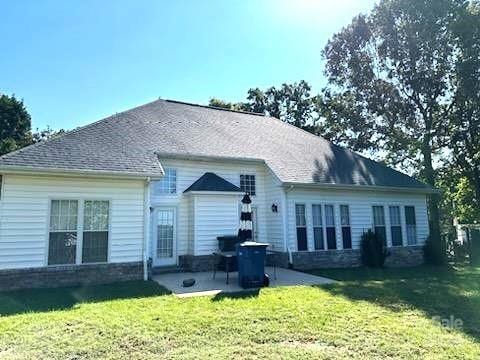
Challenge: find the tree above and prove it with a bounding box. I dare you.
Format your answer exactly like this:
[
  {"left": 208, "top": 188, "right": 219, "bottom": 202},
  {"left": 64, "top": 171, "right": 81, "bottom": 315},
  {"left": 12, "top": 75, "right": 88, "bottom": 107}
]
[
  {"left": 208, "top": 98, "right": 249, "bottom": 112},
  {"left": 210, "top": 81, "right": 317, "bottom": 133},
  {"left": 32, "top": 126, "right": 66, "bottom": 143},
  {"left": 449, "top": 2, "right": 480, "bottom": 206},
  {"left": 319, "top": 0, "right": 469, "bottom": 263},
  {"left": 0, "top": 94, "right": 32, "bottom": 155}
]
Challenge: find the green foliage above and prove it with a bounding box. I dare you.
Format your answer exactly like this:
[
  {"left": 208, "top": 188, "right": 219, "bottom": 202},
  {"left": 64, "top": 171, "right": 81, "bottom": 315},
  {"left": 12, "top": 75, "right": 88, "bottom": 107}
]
[
  {"left": 210, "top": 80, "right": 317, "bottom": 133},
  {"left": 319, "top": 0, "right": 479, "bottom": 264},
  {"left": 0, "top": 94, "right": 32, "bottom": 155},
  {"left": 360, "top": 229, "right": 387, "bottom": 267}
]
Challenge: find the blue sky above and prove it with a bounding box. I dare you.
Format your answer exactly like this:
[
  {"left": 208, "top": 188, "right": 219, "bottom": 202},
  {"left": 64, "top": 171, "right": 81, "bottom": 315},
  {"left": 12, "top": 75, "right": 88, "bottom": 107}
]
[{"left": 1, "top": 0, "right": 376, "bottom": 130}]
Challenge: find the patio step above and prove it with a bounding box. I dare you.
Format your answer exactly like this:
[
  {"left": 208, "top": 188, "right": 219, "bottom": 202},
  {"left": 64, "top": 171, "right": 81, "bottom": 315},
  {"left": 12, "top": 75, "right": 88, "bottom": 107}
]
[{"left": 151, "top": 266, "right": 184, "bottom": 275}]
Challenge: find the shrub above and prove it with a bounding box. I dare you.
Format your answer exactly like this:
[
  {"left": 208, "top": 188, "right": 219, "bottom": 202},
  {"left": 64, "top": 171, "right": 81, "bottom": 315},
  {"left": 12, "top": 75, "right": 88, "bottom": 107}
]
[{"left": 360, "top": 229, "right": 387, "bottom": 267}]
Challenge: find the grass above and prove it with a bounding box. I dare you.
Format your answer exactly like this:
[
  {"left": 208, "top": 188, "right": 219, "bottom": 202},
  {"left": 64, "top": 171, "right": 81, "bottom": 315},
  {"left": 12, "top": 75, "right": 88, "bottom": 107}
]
[{"left": 0, "top": 266, "right": 479, "bottom": 359}]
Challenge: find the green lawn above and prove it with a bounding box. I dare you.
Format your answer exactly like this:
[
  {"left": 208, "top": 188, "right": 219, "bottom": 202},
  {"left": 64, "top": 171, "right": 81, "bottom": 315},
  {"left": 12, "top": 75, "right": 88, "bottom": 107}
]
[{"left": 0, "top": 266, "right": 479, "bottom": 359}]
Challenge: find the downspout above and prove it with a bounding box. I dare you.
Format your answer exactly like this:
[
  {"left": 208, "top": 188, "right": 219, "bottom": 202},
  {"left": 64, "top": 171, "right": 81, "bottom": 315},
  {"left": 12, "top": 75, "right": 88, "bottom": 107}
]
[
  {"left": 143, "top": 177, "right": 151, "bottom": 281},
  {"left": 284, "top": 184, "right": 294, "bottom": 264}
]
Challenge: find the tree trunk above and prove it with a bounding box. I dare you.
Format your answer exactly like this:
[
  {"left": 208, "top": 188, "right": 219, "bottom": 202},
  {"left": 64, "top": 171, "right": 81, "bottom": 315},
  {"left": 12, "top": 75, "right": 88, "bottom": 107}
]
[{"left": 422, "top": 145, "right": 444, "bottom": 264}]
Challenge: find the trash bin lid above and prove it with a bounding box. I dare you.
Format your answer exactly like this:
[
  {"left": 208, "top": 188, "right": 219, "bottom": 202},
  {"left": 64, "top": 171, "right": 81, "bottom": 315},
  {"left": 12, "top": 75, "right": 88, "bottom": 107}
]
[{"left": 238, "top": 241, "right": 269, "bottom": 247}]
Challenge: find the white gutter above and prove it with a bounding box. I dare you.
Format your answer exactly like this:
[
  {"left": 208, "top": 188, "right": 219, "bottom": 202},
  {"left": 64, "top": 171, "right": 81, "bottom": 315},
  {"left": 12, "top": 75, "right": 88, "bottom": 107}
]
[
  {"left": 282, "top": 182, "right": 440, "bottom": 194},
  {"left": 154, "top": 151, "right": 265, "bottom": 164},
  {"left": 143, "top": 177, "right": 151, "bottom": 281},
  {"left": 0, "top": 165, "right": 164, "bottom": 180}
]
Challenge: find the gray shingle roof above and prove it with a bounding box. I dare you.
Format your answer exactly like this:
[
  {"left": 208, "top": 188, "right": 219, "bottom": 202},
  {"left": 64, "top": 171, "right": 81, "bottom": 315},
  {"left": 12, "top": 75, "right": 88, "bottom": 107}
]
[
  {"left": 0, "top": 99, "right": 431, "bottom": 190},
  {"left": 184, "top": 172, "right": 242, "bottom": 193}
]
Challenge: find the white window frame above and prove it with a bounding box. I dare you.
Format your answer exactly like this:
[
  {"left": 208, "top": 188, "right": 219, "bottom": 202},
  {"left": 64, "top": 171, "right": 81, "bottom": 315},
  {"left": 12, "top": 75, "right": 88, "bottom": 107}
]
[
  {"left": 295, "top": 203, "right": 308, "bottom": 251},
  {"left": 324, "top": 204, "right": 337, "bottom": 250},
  {"left": 389, "top": 205, "right": 403, "bottom": 247},
  {"left": 46, "top": 198, "right": 112, "bottom": 266},
  {"left": 0, "top": 174, "right": 4, "bottom": 201},
  {"left": 240, "top": 174, "right": 256, "bottom": 196},
  {"left": 154, "top": 168, "right": 177, "bottom": 195},
  {"left": 405, "top": 205, "right": 417, "bottom": 246},
  {"left": 372, "top": 205, "right": 387, "bottom": 244},
  {"left": 312, "top": 204, "right": 325, "bottom": 250},
  {"left": 340, "top": 204, "right": 352, "bottom": 249}
]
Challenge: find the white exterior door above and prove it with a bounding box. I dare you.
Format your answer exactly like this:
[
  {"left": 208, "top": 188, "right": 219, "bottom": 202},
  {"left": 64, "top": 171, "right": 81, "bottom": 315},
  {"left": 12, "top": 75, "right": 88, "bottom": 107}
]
[{"left": 154, "top": 207, "right": 177, "bottom": 266}]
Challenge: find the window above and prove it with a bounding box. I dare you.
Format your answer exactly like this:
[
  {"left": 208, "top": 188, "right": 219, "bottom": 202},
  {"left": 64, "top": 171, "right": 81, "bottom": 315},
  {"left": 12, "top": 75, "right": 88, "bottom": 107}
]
[
  {"left": 155, "top": 168, "right": 177, "bottom": 194},
  {"left": 295, "top": 204, "right": 307, "bottom": 251},
  {"left": 389, "top": 206, "right": 403, "bottom": 246},
  {"left": 49, "top": 200, "right": 78, "bottom": 265},
  {"left": 48, "top": 199, "right": 110, "bottom": 265},
  {"left": 340, "top": 205, "right": 352, "bottom": 249},
  {"left": 0, "top": 174, "right": 3, "bottom": 200},
  {"left": 325, "top": 205, "right": 336, "bottom": 249},
  {"left": 312, "top": 204, "right": 324, "bottom": 250},
  {"left": 240, "top": 174, "right": 256, "bottom": 196},
  {"left": 372, "top": 206, "right": 386, "bottom": 244},
  {"left": 83, "top": 200, "right": 109, "bottom": 263},
  {"left": 405, "top": 206, "right": 417, "bottom": 245}
]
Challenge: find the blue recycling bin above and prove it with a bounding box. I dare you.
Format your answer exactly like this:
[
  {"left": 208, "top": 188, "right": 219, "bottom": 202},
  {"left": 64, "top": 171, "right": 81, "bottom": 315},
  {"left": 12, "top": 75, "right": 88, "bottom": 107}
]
[{"left": 236, "top": 241, "right": 268, "bottom": 288}]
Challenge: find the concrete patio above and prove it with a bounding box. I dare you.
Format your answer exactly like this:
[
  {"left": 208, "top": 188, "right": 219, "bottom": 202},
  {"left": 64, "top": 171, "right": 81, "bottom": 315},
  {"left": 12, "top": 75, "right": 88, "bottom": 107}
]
[{"left": 153, "top": 267, "right": 335, "bottom": 297}]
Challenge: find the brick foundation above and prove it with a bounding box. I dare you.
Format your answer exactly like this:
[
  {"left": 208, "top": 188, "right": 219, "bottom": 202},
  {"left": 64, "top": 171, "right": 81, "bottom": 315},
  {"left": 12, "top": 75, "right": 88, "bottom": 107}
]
[
  {"left": 0, "top": 262, "right": 145, "bottom": 292},
  {"left": 291, "top": 246, "right": 424, "bottom": 270},
  {"left": 291, "top": 249, "right": 362, "bottom": 270}
]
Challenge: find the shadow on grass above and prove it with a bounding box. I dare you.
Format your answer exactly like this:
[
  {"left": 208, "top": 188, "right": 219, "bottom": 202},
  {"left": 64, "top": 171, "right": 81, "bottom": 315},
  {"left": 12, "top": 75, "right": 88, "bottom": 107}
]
[
  {"left": 0, "top": 280, "right": 170, "bottom": 317},
  {"left": 311, "top": 265, "right": 480, "bottom": 341},
  {"left": 211, "top": 288, "right": 260, "bottom": 302}
]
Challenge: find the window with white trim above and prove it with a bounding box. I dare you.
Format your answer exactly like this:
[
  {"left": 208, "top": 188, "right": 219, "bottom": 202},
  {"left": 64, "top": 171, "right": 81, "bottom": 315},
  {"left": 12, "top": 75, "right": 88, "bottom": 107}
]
[
  {"left": 325, "top": 204, "right": 337, "bottom": 249},
  {"left": 372, "top": 206, "right": 386, "bottom": 244},
  {"left": 48, "top": 199, "right": 110, "bottom": 265},
  {"left": 389, "top": 206, "right": 403, "bottom": 246},
  {"left": 312, "top": 204, "right": 324, "bottom": 250},
  {"left": 340, "top": 205, "right": 352, "bottom": 249},
  {"left": 295, "top": 204, "right": 307, "bottom": 251},
  {"left": 83, "top": 200, "right": 109, "bottom": 263},
  {"left": 405, "top": 206, "right": 417, "bottom": 245},
  {"left": 154, "top": 168, "right": 177, "bottom": 194},
  {"left": 240, "top": 174, "right": 256, "bottom": 196},
  {"left": 49, "top": 200, "right": 78, "bottom": 265}
]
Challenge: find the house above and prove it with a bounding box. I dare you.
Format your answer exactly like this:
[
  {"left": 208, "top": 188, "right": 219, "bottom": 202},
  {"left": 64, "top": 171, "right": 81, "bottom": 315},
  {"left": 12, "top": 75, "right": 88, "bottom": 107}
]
[{"left": 0, "top": 99, "right": 433, "bottom": 290}]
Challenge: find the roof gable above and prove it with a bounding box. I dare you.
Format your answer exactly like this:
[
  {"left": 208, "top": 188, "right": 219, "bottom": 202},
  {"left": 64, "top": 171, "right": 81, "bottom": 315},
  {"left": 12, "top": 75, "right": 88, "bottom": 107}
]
[{"left": 184, "top": 172, "right": 242, "bottom": 193}]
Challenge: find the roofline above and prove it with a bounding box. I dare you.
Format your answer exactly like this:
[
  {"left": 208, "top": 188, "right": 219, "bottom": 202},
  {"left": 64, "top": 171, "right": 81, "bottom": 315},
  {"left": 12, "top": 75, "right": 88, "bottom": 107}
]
[
  {"left": 282, "top": 182, "right": 440, "bottom": 194},
  {"left": 165, "top": 99, "right": 265, "bottom": 117},
  {"left": 155, "top": 152, "right": 266, "bottom": 164},
  {"left": 155, "top": 152, "right": 285, "bottom": 184},
  {"left": 184, "top": 191, "right": 245, "bottom": 196},
  {"left": 0, "top": 165, "right": 164, "bottom": 180}
]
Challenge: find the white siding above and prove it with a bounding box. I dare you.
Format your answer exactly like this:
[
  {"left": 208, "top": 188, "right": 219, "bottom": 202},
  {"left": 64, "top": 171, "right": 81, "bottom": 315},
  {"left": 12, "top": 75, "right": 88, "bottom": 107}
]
[
  {"left": 150, "top": 159, "right": 271, "bottom": 258},
  {"left": 264, "top": 169, "right": 285, "bottom": 251},
  {"left": 194, "top": 195, "right": 240, "bottom": 255},
  {"left": 0, "top": 174, "right": 145, "bottom": 270},
  {"left": 286, "top": 188, "right": 429, "bottom": 252}
]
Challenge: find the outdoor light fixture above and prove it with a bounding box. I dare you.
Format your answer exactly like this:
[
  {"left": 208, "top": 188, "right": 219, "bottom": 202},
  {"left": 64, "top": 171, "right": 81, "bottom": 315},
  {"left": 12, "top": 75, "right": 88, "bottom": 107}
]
[{"left": 271, "top": 204, "right": 278, "bottom": 213}]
